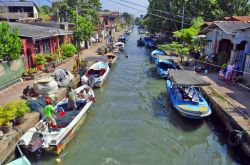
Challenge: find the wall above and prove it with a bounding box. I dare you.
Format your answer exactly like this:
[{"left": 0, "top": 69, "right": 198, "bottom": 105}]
[
  {"left": 22, "top": 39, "right": 35, "bottom": 68},
  {"left": 243, "top": 54, "right": 250, "bottom": 83}
]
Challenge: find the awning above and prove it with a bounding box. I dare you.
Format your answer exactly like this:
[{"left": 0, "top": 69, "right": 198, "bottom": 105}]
[
  {"left": 84, "top": 56, "right": 108, "bottom": 61},
  {"left": 169, "top": 70, "right": 210, "bottom": 86}
]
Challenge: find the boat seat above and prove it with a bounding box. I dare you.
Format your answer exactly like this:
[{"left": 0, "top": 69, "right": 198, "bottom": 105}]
[
  {"left": 184, "top": 87, "right": 190, "bottom": 94},
  {"left": 192, "top": 93, "right": 200, "bottom": 102},
  {"left": 188, "top": 88, "right": 195, "bottom": 98},
  {"left": 174, "top": 89, "right": 180, "bottom": 96},
  {"left": 176, "top": 92, "right": 183, "bottom": 101}
]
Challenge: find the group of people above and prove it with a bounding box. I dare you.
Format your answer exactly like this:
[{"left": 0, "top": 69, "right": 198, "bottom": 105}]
[
  {"left": 219, "top": 63, "right": 240, "bottom": 83},
  {"left": 43, "top": 86, "right": 92, "bottom": 128}
]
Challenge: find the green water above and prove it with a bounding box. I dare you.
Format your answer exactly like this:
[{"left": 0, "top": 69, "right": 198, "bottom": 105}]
[{"left": 36, "top": 30, "right": 243, "bottom": 165}]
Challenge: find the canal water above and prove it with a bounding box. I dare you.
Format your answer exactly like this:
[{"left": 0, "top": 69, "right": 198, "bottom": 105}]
[{"left": 36, "top": 29, "right": 243, "bottom": 165}]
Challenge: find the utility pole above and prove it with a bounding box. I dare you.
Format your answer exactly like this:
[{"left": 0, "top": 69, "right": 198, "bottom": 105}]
[{"left": 181, "top": 6, "right": 185, "bottom": 31}]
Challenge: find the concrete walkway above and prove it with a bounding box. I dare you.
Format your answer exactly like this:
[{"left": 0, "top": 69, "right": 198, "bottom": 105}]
[
  {"left": 199, "top": 73, "right": 250, "bottom": 118},
  {"left": 0, "top": 31, "right": 123, "bottom": 106}
]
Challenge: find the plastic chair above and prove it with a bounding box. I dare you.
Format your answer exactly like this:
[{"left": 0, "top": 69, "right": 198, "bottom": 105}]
[
  {"left": 176, "top": 92, "right": 183, "bottom": 101},
  {"left": 192, "top": 93, "right": 200, "bottom": 102},
  {"left": 188, "top": 88, "right": 195, "bottom": 98}
]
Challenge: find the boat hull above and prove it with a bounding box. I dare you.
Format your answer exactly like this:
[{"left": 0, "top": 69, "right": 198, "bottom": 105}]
[
  {"left": 47, "top": 113, "right": 88, "bottom": 154},
  {"left": 166, "top": 80, "right": 212, "bottom": 119}
]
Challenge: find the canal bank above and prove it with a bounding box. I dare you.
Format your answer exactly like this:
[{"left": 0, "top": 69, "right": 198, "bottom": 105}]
[
  {"left": 0, "top": 31, "right": 124, "bottom": 164},
  {"left": 29, "top": 28, "right": 247, "bottom": 165}
]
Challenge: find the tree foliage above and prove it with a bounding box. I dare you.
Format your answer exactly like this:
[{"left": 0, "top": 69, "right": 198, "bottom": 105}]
[
  {"left": 122, "top": 12, "right": 135, "bottom": 26},
  {"left": 144, "top": 0, "right": 249, "bottom": 33},
  {"left": 0, "top": 22, "right": 22, "bottom": 61},
  {"left": 159, "top": 42, "right": 189, "bottom": 59},
  {"left": 39, "top": 5, "right": 52, "bottom": 21},
  {"left": 61, "top": 43, "right": 77, "bottom": 58},
  {"left": 52, "top": 0, "right": 101, "bottom": 25},
  {"left": 72, "top": 14, "right": 94, "bottom": 50}
]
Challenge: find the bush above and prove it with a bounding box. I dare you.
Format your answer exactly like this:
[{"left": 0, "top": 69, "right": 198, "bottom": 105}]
[
  {"left": 35, "top": 53, "right": 47, "bottom": 65},
  {"left": 221, "top": 63, "right": 227, "bottom": 69},
  {"left": 0, "top": 100, "right": 30, "bottom": 126},
  {"left": 61, "top": 44, "right": 77, "bottom": 58}
]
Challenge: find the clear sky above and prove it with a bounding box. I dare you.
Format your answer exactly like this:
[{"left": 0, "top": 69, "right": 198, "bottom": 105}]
[
  {"left": 33, "top": 0, "right": 149, "bottom": 16},
  {"left": 101, "top": 0, "right": 149, "bottom": 16}
]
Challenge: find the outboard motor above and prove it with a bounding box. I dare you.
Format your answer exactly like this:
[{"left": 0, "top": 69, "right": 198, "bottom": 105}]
[{"left": 28, "top": 132, "right": 43, "bottom": 153}]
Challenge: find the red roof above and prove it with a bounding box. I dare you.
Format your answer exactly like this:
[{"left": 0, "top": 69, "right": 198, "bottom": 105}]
[{"left": 222, "top": 16, "right": 250, "bottom": 21}]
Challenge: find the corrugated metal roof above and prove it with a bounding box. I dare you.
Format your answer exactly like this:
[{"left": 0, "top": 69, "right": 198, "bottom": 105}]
[
  {"left": 214, "top": 21, "right": 250, "bottom": 34},
  {"left": 200, "top": 21, "right": 250, "bottom": 34},
  {"left": 0, "top": 1, "right": 37, "bottom": 8},
  {"left": 8, "top": 22, "right": 73, "bottom": 40}
]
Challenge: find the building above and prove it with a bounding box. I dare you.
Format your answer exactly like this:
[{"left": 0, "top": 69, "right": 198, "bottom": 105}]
[
  {"left": 0, "top": 1, "right": 39, "bottom": 21},
  {"left": 100, "top": 11, "right": 119, "bottom": 39},
  {"left": 8, "top": 22, "right": 73, "bottom": 68},
  {"left": 200, "top": 17, "right": 250, "bottom": 71}
]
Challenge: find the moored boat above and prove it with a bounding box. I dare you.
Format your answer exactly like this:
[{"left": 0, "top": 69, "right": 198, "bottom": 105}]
[
  {"left": 151, "top": 49, "right": 165, "bottom": 63},
  {"left": 81, "top": 56, "right": 110, "bottom": 88},
  {"left": 19, "top": 85, "right": 95, "bottom": 155},
  {"left": 114, "top": 42, "right": 125, "bottom": 53},
  {"left": 166, "top": 70, "right": 212, "bottom": 119},
  {"left": 104, "top": 53, "right": 118, "bottom": 67},
  {"left": 156, "top": 56, "right": 177, "bottom": 78}
]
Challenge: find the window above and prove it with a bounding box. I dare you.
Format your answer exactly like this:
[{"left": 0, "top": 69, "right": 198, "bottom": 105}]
[{"left": 42, "top": 39, "right": 50, "bottom": 54}]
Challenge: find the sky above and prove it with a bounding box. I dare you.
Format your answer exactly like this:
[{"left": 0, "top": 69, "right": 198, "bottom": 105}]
[
  {"left": 32, "top": 0, "right": 149, "bottom": 17},
  {"left": 100, "top": 0, "right": 149, "bottom": 16}
]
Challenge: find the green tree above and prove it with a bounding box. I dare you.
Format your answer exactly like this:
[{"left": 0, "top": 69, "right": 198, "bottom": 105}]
[
  {"left": 0, "top": 22, "right": 22, "bottom": 61},
  {"left": 72, "top": 14, "right": 94, "bottom": 51},
  {"left": 53, "top": 0, "right": 101, "bottom": 25},
  {"left": 144, "top": 0, "right": 249, "bottom": 33},
  {"left": 39, "top": 5, "right": 52, "bottom": 21},
  {"left": 122, "top": 12, "right": 135, "bottom": 26}
]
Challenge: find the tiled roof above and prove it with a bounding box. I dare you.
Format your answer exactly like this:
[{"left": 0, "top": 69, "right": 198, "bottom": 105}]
[
  {"left": 224, "top": 16, "right": 250, "bottom": 22},
  {"left": 8, "top": 22, "right": 73, "bottom": 40}
]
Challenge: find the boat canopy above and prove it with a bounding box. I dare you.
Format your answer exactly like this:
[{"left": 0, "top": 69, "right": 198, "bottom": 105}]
[
  {"left": 169, "top": 70, "right": 210, "bottom": 86},
  {"left": 157, "top": 55, "right": 178, "bottom": 61},
  {"left": 85, "top": 56, "right": 108, "bottom": 61}
]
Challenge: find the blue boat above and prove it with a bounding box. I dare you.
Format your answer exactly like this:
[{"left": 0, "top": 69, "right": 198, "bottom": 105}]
[
  {"left": 119, "top": 34, "right": 129, "bottom": 43},
  {"left": 156, "top": 56, "right": 177, "bottom": 78},
  {"left": 144, "top": 37, "right": 156, "bottom": 48},
  {"left": 151, "top": 49, "right": 165, "bottom": 63},
  {"left": 166, "top": 70, "right": 212, "bottom": 119}
]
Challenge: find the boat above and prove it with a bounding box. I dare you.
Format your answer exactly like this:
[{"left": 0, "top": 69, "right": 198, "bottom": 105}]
[
  {"left": 166, "top": 70, "right": 212, "bottom": 119},
  {"left": 156, "top": 56, "right": 177, "bottom": 78},
  {"left": 19, "top": 85, "right": 95, "bottom": 155},
  {"left": 114, "top": 42, "right": 125, "bottom": 53},
  {"left": 6, "top": 145, "right": 31, "bottom": 165},
  {"left": 104, "top": 53, "right": 118, "bottom": 67},
  {"left": 144, "top": 37, "right": 156, "bottom": 48},
  {"left": 137, "top": 37, "right": 145, "bottom": 46},
  {"left": 119, "top": 34, "right": 129, "bottom": 43},
  {"left": 81, "top": 56, "right": 110, "bottom": 88},
  {"left": 151, "top": 49, "right": 165, "bottom": 63}
]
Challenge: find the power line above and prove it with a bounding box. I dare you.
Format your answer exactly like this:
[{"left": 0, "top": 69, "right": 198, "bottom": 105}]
[
  {"left": 119, "top": 0, "right": 193, "bottom": 20},
  {"left": 108, "top": 0, "right": 190, "bottom": 25}
]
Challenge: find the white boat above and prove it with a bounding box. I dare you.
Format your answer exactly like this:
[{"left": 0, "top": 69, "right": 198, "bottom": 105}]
[
  {"left": 104, "top": 53, "right": 118, "bottom": 67},
  {"left": 81, "top": 56, "right": 110, "bottom": 88},
  {"left": 19, "top": 85, "right": 95, "bottom": 155},
  {"left": 114, "top": 42, "right": 125, "bottom": 52}
]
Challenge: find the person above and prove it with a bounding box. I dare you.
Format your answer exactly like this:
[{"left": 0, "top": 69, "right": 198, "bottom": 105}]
[
  {"left": 66, "top": 86, "right": 77, "bottom": 111},
  {"left": 218, "top": 68, "right": 225, "bottom": 79},
  {"left": 43, "top": 98, "right": 57, "bottom": 127},
  {"left": 225, "top": 63, "right": 233, "bottom": 81},
  {"left": 77, "top": 88, "right": 90, "bottom": 100}
]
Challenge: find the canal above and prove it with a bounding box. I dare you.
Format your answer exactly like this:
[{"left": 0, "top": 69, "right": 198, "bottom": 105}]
[{"left": 36, "top": 29, "right": 242, "bottom": 165}]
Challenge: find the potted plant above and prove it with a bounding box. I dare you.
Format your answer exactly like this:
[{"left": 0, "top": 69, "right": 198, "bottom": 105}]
[
  {"left": 14, "top": 100, "right": 30, "bottom": 124},
  {"left": 0, "top": 106, "right": 15, "bottom": 134},
  {"left": 35, "top": 53, "right": 47, "bottom": 70}
]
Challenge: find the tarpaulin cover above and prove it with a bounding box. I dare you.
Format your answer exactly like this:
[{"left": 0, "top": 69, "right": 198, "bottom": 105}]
[
  {"left": 157, "top": 55, "right": 178, "bottom": 61},
  {"left": 169, "top": 70, "right": 210, "bottom": 86}
]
